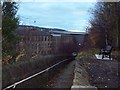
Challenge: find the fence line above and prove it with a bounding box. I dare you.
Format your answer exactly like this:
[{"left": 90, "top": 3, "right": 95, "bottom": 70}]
[{"left": 3, "top": 59, "right": 70, "bottom": 90}]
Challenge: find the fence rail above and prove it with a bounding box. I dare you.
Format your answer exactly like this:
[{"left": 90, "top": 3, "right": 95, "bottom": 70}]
[{"left": 3, "top": 58, "right": 70, "bottom": 90}]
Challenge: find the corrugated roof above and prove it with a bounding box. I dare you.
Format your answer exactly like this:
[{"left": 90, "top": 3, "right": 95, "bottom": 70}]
[{"left": 49, "top": 30, "right": 86, "bottom": 35}]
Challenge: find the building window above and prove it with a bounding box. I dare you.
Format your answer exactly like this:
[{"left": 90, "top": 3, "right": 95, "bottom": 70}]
[
  {"left": 44, "top": 36, "right": 46, "bottom": 41},
  {"left": 39, "top": 36, "right": 41, "bottom": 41}
]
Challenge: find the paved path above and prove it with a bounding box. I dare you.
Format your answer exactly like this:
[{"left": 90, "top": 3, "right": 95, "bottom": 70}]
[{"left": 48, "top": 60, "right": 75, "bottom": 88}]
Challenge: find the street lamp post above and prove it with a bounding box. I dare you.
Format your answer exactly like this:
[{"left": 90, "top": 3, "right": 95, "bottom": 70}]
[{"left": 105, "top": 30, "right": 108, "bottom": 45}]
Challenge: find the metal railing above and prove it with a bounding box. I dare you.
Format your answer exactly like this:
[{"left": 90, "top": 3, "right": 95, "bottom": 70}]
[{"left": 3, "top": 59, "right": 70, "bottom": 90}]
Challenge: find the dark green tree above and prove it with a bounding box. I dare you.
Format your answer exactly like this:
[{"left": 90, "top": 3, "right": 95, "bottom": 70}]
[{"left": 2, "top": 1, "right": 19, "bottom": 64}]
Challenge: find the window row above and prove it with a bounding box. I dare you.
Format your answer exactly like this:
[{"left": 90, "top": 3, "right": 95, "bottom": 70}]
[{"left": 21, "top": 36, "right": 52, "bottom": 41}]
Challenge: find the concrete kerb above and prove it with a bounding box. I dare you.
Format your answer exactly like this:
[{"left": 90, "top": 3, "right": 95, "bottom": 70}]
[
  {"left": 71, "top": 85, "right": 97, "bottom": 90},
  {"left": 71, "top": 59, "right": 97, "bottom": 90}
]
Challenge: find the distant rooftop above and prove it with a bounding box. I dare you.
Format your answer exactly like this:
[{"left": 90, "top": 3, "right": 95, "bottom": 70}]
[{"left": 49, "top": 30, "right": 86, "bottom": 35}]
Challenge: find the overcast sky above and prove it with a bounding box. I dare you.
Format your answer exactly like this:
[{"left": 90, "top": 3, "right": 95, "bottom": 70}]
[{"left": 17, "top": 1, "right": 96, "bottom": 32}]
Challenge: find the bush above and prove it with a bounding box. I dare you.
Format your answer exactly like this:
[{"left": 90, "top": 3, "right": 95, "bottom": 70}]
[{"left": 76, "top": 48, "right": 99, "bottom": 60}]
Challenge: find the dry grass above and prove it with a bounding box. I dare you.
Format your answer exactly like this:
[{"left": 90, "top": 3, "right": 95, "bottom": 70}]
[{"left": 2, "top": 54, "right": 68, "bottom": 88}]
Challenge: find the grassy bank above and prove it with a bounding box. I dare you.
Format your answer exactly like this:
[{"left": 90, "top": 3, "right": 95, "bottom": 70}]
[{"left": 2, "top": 54, "right": 71, "bottom": 88}]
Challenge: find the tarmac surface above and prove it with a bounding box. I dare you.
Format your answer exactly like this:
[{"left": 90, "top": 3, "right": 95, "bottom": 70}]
[{"left": 48, "top": 60, "right": 75, "bottom": 88}]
